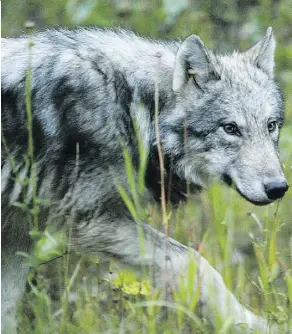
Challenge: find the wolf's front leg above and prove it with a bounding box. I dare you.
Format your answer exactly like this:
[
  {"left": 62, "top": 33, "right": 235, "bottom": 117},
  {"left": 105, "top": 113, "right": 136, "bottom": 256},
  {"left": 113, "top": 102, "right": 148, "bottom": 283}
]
[{"left": 74, "top": 216, "right": 270, "bottom": 333}]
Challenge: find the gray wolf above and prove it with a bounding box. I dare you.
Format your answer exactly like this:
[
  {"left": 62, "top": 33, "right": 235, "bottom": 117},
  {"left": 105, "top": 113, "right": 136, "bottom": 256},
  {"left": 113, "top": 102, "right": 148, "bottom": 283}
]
[{"left": 1, "top": 27, "right": 288, "bottom": 332}]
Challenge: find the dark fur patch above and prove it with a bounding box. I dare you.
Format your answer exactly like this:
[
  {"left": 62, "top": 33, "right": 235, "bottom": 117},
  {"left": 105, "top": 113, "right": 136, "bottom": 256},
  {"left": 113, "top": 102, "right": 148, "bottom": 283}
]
[
  {"left": 113, "top": 71, "right": 136, "bottom": 148},
  {"left": 146, "top": 147, "right": 201, "bottom": 205},
  {"left": 2, "top": 87, "right": 46, "bottom": 156}
]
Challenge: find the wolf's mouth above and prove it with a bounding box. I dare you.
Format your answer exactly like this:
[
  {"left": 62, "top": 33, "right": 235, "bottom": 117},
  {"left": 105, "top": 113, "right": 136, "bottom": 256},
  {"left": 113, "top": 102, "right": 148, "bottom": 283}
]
[
  {"left": 222, "top": 173, "right": 232, "bottom": 187},
  {"left": 221, "top": 173, "right": 273, "bottom": 206},
  {"left": 235, "top": 187, "right": 273, "bottom": 206}
]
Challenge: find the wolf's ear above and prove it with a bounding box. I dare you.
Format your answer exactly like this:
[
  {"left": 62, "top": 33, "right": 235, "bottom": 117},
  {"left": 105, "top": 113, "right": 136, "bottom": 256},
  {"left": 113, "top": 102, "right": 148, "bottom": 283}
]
[
  {"left": 172, "top": 35, "right": 218, "bottom": 92},
  {"left": 244, "top": 27, "right": 276, "bottom": 77}
]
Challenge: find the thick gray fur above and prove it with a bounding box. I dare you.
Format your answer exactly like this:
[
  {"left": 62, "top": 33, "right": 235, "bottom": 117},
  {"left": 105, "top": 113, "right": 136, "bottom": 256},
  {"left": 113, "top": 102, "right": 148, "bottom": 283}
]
[{"left": 1, "top": 27, "right": 288, "bottom": 332}]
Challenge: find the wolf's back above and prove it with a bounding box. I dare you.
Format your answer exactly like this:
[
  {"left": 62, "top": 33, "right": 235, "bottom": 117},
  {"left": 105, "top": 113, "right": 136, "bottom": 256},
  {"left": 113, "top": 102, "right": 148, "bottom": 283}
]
[{"left": 1, "top": 29, "right": 163, "bottom": 209}]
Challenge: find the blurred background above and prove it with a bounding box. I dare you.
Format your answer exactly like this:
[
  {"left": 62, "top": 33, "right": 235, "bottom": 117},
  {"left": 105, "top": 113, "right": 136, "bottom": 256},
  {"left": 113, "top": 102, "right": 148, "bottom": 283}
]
[{"left": 2, "top": 1, "right": 292, "bottom": 332}]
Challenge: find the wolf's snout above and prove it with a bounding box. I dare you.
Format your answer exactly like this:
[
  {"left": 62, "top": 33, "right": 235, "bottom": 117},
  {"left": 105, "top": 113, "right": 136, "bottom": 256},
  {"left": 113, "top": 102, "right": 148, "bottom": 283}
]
[{"left": 264, "top": 180, "right": 289, "bottom": 200}]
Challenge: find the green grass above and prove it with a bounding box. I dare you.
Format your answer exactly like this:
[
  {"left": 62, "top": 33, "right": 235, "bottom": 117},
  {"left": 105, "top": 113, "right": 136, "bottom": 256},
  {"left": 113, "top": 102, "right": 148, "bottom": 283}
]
[
  {"left": 18, "top": 188, "right": 292, "bottom": 333},
  {"left": 15, "top": 128, "right": 292, "bottom": 333}
]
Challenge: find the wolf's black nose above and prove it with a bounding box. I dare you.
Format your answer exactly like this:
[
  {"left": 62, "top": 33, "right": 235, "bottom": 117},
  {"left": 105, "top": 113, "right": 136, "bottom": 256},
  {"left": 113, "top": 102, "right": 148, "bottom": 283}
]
[{"left": 264, "top": 181, "right": 289, "bottom": 200}]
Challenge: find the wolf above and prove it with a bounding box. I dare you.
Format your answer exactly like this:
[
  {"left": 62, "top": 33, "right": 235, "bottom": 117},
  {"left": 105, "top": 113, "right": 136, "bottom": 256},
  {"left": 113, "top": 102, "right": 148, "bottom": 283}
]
[{"left": 1, "top": 27, "right": 288, "bottom": 332}]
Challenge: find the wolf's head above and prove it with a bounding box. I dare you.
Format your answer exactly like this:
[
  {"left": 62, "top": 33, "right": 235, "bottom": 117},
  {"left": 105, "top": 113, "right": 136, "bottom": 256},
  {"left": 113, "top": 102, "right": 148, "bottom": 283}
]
[{"left": 161, "top": 27, "right": 288, "bottom": 205}]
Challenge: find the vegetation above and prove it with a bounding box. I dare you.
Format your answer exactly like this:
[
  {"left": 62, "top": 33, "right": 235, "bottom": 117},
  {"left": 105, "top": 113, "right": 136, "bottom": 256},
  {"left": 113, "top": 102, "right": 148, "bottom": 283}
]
[{"left": 2, "top": 0, "right": 292, "bottom": 333}]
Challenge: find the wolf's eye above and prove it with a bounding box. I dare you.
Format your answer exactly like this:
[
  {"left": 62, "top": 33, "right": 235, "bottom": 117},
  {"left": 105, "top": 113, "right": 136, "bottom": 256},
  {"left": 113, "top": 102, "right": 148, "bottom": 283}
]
[
  {"left": 223, "top": 123, "right": 239, "bottom": 136},
  {"left": 267, "top": 121, "right": 277, "bottom": 133}
]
